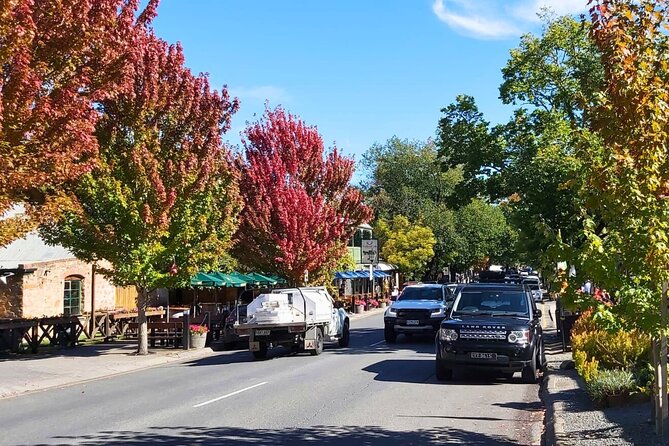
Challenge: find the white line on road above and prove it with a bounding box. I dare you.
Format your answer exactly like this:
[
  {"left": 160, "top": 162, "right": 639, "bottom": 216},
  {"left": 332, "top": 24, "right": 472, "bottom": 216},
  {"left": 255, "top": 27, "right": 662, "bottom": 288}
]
[
  {"left": 192, "top": 382, "right": 268, "bottom": 408},
  {"left": 369, "top": 340, "right": 385, "bottom": 347}
]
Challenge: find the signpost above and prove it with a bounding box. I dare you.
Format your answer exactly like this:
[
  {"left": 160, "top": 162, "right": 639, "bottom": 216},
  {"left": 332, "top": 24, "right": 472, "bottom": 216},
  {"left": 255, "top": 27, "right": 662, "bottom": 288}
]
[{"left": 361, "top": 239, "right": 379, "bottom": 265}]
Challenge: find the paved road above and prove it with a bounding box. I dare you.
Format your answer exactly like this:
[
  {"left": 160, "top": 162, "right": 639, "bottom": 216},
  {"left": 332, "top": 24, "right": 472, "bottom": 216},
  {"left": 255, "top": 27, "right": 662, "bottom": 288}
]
[{"left": 1, "top": 306, "right": 550, "bottom": 446}]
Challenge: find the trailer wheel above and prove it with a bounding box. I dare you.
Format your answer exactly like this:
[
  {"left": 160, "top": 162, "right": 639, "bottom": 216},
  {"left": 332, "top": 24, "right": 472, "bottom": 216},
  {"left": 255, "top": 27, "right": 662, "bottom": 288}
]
[
  {"left": 310, "top": 327, "right": 324, "bottom": 356},
  {"left": 252, "top": 341, "right": 268, "bottom": 360},
  {"left": 338, "top": 320, "right": 350, "bottom": 348}
]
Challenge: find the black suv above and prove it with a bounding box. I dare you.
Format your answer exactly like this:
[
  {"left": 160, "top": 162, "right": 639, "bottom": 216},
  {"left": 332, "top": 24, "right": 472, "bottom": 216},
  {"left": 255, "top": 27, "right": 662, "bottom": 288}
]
[
  {"left": 384, "top": 284, "right": 453, "bottom": 342},
  {"left": 435, "top": 283, "right": 545, "bottom": 383}
]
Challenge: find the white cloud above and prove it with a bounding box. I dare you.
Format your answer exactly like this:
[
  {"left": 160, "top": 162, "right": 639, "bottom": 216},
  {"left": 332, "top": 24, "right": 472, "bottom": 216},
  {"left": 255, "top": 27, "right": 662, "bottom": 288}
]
[
  {"left": 230, "top": 85, "right": 290, "bottom": 103},
  {"left": 432, "top": 0, "right": 587, "bottom": 40}
]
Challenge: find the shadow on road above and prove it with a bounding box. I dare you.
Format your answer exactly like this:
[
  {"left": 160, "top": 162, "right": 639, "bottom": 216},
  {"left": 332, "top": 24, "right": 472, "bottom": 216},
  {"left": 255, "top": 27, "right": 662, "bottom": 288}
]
[
  {"left": 49, "top": 424, "right": 522, "bottom": 445},
  {"left": 362, "top": 358, "right": 503, "bottom": 386}
]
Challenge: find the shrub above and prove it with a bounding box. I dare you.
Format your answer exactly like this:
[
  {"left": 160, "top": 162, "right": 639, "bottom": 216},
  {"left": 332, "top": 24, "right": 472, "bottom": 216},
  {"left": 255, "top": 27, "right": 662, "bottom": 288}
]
[
  {"left": 586, "top": 369, "right": 637, "bottom": 405},
  {"left": 571, "top": 308, "right": 597, "bottom": 338},
  {"left": 572, "top": 328, "right": 650, "bottom": 370},
  {"left": 574, "top": 350, "right": 600, "bottom": 384}
]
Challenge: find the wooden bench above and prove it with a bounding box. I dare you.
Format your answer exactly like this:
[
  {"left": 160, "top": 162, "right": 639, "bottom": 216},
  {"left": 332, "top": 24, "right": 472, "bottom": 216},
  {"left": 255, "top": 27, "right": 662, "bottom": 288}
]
[{"left": 125, "top": 322, "right": 184, "bottom": 348}]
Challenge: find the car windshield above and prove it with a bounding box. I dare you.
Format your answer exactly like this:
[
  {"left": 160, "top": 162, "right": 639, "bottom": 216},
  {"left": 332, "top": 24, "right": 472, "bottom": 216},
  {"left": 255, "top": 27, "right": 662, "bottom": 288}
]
[
  {"left": 398, "top": 287, "right": 443, "bottom": 301},
  {"left": 528, "top": 284, "right": 540, "bottom": 291},
  {"left": 452, "top": 290, "right": 530, "bottom": 317}
]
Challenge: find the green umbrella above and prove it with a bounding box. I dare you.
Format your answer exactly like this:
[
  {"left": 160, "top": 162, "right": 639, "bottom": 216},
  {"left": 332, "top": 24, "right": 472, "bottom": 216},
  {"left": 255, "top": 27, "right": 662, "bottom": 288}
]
[
  {"left": 267, "top": 274, "right": 288, "bottom": 285},
  {"left": 232, "top": 271, "right": 261, "bottom": 286},
  {"left": 209, "top": 271, "right": 247, "bottom": 287},
  {"left": 246, "top": 272, "right": 278, "bottom": 286},
  {"left": 190, "top": 272, "right": 225, "bottom": 287}
]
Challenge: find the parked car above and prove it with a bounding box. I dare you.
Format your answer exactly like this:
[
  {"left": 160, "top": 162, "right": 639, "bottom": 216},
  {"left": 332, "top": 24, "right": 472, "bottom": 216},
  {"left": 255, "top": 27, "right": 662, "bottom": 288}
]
[
  {"left": 522, "top": 276, "right": 543, "bottom": 302},
  {"left": 384, "top": 283, "right": 454, "bottom": 343},
  {"left": 435, "top": 282, "right": 546, "bottom": 383},
  {"left": 222, "top": 305, "right": 248, "bottom": 349}
]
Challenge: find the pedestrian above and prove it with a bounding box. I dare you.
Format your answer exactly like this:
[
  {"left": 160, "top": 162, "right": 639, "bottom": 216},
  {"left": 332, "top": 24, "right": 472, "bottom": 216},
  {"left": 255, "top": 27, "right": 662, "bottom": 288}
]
[{"left": 391, "top": 286, "right": 399, "bottom": 301}]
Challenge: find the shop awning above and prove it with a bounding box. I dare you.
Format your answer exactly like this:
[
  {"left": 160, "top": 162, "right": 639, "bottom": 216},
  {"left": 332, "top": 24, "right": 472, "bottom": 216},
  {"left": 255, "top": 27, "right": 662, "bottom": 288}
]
[{"left": 334, "top": 270, "right": 390, "bottom": 280}]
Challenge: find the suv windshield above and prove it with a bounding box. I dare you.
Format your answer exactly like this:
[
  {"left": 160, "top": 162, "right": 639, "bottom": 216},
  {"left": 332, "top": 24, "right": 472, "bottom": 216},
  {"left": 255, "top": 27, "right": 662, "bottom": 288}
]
[
  {"left": 398, "top": 287, "right": 443, "bottom": 301},
  {"left": 527, "top": 284, "right": 540, "bottom": 291},
  {"left": 452, "top": 290, "right": 530, "bottom": 317}
]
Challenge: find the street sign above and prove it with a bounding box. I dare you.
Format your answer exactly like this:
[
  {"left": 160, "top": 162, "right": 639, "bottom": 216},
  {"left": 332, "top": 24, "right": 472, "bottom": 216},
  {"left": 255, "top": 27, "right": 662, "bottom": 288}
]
[{"left": 361, "top": 239, "right": 378, "bottom": 265}]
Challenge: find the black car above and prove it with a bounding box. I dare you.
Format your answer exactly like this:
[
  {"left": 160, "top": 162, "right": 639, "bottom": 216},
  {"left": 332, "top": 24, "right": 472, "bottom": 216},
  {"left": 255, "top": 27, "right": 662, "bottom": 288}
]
[
  {"left": 384, "top": 284, "right": 454, "bottom": 342},
  {"left": 435, "top": 283, "right": 546, "bottom": 383}
]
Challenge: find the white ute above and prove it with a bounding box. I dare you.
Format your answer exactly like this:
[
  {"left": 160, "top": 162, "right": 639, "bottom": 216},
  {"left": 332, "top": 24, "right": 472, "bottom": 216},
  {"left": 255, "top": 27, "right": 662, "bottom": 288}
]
[{"left": 234, "top": 287, "right": 350, "bottom": 359}]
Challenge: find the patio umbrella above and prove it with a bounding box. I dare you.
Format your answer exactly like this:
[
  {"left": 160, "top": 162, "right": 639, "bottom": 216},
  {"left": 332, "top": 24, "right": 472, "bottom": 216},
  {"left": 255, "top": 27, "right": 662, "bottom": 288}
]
[
  {"left": 191, "top": 272, "right": 225, "bottom": 287},
  {"left": 245, "top": 272, "right": 278, "bottom": 286},
  {"left": 209, "top": 271, "right": 247, "bottom": 288}
]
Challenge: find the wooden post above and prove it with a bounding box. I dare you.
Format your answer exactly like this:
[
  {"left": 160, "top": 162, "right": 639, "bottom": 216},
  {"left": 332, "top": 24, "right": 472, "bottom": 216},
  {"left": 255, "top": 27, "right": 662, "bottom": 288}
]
[
  {"left": 655, "top": 338, "right": 663, "bottom": 435},
  {"left": 90, "top": 263, "right": 96, "bottom": 338}
]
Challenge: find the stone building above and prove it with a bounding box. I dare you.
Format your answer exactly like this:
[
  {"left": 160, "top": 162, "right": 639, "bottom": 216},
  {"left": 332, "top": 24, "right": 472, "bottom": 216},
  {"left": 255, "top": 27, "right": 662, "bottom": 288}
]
[{"left": 0, "top": 233, "right": 117, "bottom": 319}]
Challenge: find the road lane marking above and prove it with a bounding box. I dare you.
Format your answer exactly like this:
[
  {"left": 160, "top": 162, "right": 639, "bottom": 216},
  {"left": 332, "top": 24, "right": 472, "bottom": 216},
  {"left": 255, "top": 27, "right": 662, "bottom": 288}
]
[
  {"left": 369, "top": 340, "right": 385, "bottom": 347},
  {"left": 192, "top": 382, "right": 268, "bottom": 408}
]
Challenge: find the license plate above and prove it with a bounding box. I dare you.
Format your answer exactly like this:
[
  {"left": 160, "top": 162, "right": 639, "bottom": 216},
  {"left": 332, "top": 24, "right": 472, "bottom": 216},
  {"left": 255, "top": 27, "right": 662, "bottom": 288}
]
[
  {"left": 406, "top": 320, "right": 420, "bottom": 325},
  {"left": 255, "top": 329, "right": 270, "bottom": 336},
  {"left": 471, "top": 352, "right": 497, "bottom": 360}
]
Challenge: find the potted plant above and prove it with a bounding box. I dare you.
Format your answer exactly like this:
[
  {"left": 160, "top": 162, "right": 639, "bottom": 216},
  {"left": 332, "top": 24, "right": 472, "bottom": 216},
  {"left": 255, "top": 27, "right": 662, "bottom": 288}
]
[
  {"left": 354, "top": 298, "right": 365, "bottom": 314},
  {"left": 380, "top": 298, "right": 388, "bottom": 309},
  {"left": 368, "top": 298, "right": 379, "bottom": 309},
  {"left": 189, "top": 324, "right": 208, "bottom": 349}
]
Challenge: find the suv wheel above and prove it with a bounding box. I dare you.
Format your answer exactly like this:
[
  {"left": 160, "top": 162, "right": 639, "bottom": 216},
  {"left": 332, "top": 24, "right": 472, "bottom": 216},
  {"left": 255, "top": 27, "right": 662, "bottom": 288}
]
[
  {"left": 384, "top": 325, "right": 397, "bottom": 343},
  {"left": 521, "top": 349, "right": 539, "bottom": 384},
  {"left": 436, "top": 360, "right": 453, "bottom": 381},
  {"left": 537, "top": 341, "right": 547, "bottom": 373}
]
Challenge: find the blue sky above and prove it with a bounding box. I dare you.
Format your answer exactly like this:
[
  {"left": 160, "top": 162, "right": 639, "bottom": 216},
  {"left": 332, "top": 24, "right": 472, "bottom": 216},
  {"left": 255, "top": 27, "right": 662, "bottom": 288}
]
[{"left": 151, "top": 0, "right": 586, "bottom": 182}]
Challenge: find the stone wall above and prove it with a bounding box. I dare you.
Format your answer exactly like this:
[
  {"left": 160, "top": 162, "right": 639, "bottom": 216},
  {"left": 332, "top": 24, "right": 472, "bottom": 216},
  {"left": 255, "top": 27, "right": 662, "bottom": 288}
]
[
  {"left": 0, "top": 273, "right": 23, "bottom": 318},
  {"left": 20, "top": 258, "right": 116, "bottom": 318}
]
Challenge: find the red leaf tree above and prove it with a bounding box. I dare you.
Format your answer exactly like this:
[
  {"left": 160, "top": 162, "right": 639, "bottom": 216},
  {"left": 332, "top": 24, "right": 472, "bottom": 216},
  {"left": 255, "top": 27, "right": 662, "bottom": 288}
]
[
  {"left": 236, "top": 107, "right": 372, "bottom": 284},
  {"left": 0, "top": 0, "right": 157, "bottom": 246},
  {"left": 42, "top": 31, "right": 242, "bottom": 355}
]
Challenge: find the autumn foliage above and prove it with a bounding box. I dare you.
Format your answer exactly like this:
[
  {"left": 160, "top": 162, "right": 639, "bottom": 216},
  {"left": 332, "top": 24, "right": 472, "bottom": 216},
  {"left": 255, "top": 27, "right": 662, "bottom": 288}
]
[
  {"left": 42, "top": 30, "right": 241, "bottom": 354},
  {"left": 236, "top": 108, "right": 371, "bottom": 284},
  {"left": 0, "top": 0, "right": 158, "bottom": 246}
]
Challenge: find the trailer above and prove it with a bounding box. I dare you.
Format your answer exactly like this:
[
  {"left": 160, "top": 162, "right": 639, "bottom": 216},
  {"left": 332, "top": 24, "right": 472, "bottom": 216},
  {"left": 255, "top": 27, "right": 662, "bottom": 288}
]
[{"left": 234, "top": 287, "right": 350, "bottom": 359}]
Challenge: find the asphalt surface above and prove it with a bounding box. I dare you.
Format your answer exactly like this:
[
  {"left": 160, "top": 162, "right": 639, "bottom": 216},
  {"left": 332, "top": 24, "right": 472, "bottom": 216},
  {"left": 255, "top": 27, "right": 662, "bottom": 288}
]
[{"left": 1, "top": 308, "right": 547, "bottom": 446}]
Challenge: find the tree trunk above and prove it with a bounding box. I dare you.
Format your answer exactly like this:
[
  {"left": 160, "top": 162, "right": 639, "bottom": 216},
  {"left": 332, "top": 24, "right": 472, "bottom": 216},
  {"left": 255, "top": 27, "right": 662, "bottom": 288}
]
[
  {"left": 136, "top": 286, "right": 149, "bottom": 355},
  {"left": 661, "top": 281, "right": 668, "bottom": 433}
]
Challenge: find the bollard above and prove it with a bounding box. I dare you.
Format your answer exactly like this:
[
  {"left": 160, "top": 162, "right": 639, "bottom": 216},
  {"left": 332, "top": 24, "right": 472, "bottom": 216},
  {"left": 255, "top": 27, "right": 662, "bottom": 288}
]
[{"left": 182, "top": 310, "right": 190, "bottom": 350}]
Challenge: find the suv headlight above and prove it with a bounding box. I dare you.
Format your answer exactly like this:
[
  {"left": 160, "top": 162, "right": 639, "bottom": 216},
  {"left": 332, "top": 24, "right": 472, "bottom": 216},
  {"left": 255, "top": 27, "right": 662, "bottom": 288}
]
[
  {"left": 439, "top": 328, "right": 458, "bottom": 341},
  {"left": 385, "top": 306, "right": 397, "bottom": 317},
  {"left": 431, "top": 308, "right": 445, "bottom": 317},
  {"left": 508, "top": 330, "right": 530, "bottom": 344}
]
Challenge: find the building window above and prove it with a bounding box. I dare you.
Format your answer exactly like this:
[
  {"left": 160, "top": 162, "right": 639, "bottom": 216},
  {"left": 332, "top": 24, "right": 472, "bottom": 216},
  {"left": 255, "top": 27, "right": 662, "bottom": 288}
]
[{"left": 64, "top": 277, "right": 83, "bottom": 316}]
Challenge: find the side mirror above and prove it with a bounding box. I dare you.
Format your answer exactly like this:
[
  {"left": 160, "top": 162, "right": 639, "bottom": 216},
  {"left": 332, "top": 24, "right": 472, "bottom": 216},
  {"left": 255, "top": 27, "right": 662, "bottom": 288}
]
[{"left": 534, "top": 309, "right": 542, "bottom": 319}]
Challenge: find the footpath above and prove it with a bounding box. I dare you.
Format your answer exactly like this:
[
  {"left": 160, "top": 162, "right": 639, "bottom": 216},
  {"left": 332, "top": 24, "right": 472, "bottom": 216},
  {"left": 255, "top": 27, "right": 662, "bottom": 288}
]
[
  {"left": 0, "top": 308, "right": 384, "bottom": 400},
  {"left": 542, "top": 312, "right": 665, "bottom": 445}
]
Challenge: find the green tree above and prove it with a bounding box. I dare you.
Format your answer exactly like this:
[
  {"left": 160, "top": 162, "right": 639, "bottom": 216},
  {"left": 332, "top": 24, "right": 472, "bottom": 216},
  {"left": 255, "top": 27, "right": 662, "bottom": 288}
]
[
  {"left": 377, "top": 215, "right": 435, "bottom": 280},
  {"left": 42, "top": 34, "right": 241, "bottom": 355},
  {"left": 362, "top": 138, "right": 464, "bottom": 277},
  {"left": 574, "top": 0, "right": 669, "bottom": 432},
  {"left": 436, "top": 14, "right": 604, "bottom": 269},
  {"left": 361, "top": 137, "right": 462, "bottom": 219},
  {"left": 454, "top": 200, "right": 514, "bottom": 270},
  {"left": 436, "top": 96, "right": 505, "bottom": 205}
]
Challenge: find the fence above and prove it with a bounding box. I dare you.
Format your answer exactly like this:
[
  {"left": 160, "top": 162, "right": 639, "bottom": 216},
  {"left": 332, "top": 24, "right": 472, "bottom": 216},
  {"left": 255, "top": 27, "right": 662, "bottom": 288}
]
[{"left": 0, "top": 309, "right": 166, "bottom": 353}]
